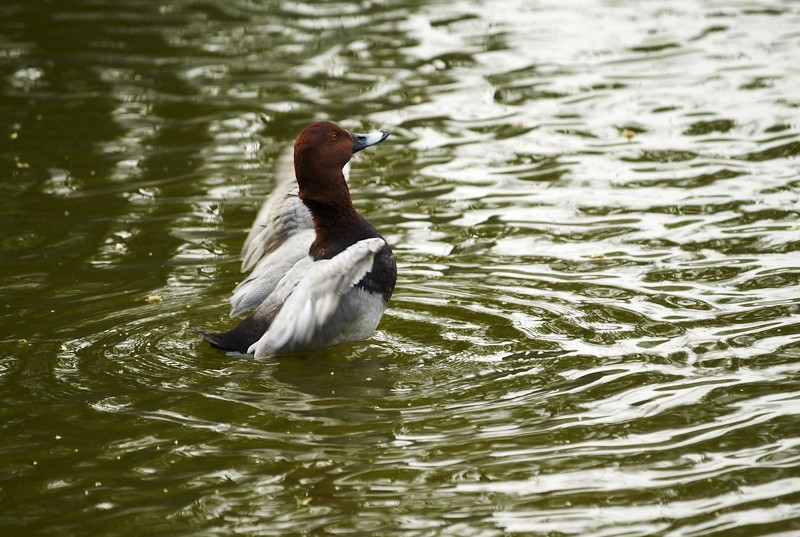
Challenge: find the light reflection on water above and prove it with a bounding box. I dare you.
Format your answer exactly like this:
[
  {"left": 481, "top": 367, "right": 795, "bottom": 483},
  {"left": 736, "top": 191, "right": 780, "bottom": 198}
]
[{"left": 1, "top": 0, "right": 800, "bottom": 535}]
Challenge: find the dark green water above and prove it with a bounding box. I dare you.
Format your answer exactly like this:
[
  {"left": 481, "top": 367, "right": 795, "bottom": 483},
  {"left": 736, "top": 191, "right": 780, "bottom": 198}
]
[{"left": 2, "top": 0, "right": 800, "bottom": 535}]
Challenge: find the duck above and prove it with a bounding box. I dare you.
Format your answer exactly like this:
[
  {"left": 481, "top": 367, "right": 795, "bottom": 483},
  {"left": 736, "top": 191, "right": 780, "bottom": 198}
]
[{"left": 199, "top": 121, "right": 397, "bottom": 357}]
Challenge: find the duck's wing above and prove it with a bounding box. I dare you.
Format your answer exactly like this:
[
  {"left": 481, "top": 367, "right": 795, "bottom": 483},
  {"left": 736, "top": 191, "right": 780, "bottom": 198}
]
[
  {"left": 230, "top": 229, "right": 314, "bottom": 317},
  {"left": 247, "top": 237, "right": 385, "bottom": 357},
  {"left": 240, "top": 148, "right": 352, "bottom": 272},
  {"left": 240, "top": 147, "right": 310, "bottom": 272}
]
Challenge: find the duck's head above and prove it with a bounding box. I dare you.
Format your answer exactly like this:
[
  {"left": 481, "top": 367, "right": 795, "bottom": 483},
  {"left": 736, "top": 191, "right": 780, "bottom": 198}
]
[{"left": 293, "top": 121, "right": 389, "bottom": 204}]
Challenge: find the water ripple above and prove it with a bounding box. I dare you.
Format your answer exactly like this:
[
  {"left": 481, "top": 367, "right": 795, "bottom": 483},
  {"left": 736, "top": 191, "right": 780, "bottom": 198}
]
[{"left": 2, "top": 0, "right": 800, "bottom": 534}]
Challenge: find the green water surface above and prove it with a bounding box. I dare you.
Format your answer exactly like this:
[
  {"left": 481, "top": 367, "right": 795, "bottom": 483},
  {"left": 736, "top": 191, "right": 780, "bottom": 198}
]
[{"left": 2, "top": 1, "right": 800, "bottom": 535}]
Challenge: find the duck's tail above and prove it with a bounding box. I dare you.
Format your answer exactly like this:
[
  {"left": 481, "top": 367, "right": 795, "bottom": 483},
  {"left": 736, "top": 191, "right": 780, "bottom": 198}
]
[{"left": 195, "top": 310, "right": 270, "bottom": 355}]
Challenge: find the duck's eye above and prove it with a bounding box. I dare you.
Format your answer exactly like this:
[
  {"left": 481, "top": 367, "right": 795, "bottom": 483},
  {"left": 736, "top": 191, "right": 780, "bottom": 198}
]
[{"left": 328, "top": 132, "right": 338, "bottom": 143}]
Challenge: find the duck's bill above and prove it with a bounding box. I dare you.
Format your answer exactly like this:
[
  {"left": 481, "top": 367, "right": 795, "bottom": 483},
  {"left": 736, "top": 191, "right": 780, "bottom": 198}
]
[{"left": 350, "top": 129, "right": 390, "bottom": 153}]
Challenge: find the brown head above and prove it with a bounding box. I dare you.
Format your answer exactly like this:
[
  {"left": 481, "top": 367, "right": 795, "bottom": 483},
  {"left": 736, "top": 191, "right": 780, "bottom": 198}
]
[{"left": 293, "top": 121, "right": 389, "bottom": 207}]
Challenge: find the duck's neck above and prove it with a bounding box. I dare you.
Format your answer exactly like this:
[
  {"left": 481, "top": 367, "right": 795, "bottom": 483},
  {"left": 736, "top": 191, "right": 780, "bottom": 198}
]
[{"left": 303, "top": 195, "right": 361, "bottom": 260}]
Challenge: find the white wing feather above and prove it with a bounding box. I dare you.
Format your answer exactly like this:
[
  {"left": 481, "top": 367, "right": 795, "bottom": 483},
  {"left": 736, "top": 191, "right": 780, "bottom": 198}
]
[
  {"left": 229, "top": 229, "right": 314, "bottom": 316},
  {"left": 240, "top": 148, "right": 298, "bottom": 271},
  {"left": 248, "top": 237, "right": 385, "bottom": 357}
]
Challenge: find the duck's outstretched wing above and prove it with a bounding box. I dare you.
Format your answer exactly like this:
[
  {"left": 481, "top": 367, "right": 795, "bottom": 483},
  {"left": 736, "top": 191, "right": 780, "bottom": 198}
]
[
  {"left": 240, "top": 148, "right": 310, "bottom": 272},
  {"left": 230, "top": 229, "right": 314, "bottom": 317},
  {"left": 248, "top": 237, "right": 386, "bottom": 357}
]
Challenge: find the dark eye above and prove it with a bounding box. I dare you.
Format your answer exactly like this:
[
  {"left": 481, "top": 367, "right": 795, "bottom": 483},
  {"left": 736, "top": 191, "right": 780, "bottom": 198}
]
[{"left": 328, "top": 132, "right": 338, "bottom": 143}]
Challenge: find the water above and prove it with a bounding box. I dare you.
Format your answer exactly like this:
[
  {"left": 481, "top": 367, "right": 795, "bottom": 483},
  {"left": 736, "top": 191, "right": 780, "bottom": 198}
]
[{"left": 2, "top": 0, "right": 800, "bottom": 535}]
